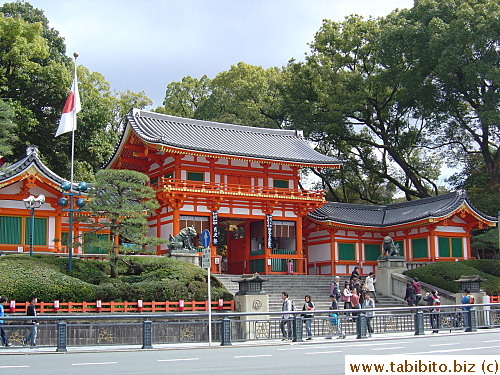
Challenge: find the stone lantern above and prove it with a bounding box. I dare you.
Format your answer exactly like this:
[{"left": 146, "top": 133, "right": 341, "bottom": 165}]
[
  {"left": 232, "top": 273, "right": 269, "bottom": 340},
  {"left": 454, "top": 275, "right": 486, "bottom": 293}
]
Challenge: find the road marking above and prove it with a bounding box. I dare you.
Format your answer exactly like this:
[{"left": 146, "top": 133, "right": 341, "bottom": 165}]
[
  {"left": 72, "top": 362, "right": 117, "bottom": 366},
  {"left": 402, "top": 346, "right": 497, "bottom": 355},
  {"left": 0, "top": 366, "right": 29, "bottom": 369},
  {"left": 277, "top": 341, "right": 407, "bottom": 351},
  {"left": 482, "top": 340, "right": 499, "bottom": 343},
  {"left": 429, "top": 343, "right": 459, "bottom": 347},
  {"left": 371, "top": 347, "right": 404, "bottom": 351},
  {"left": 306, "top": 350, "right": 343, "bottom": 355},
  {"left": 158, "top": 358, "right": 199, "bottom": 362},
  {"left": 234, "top": 355, "right": 273, "bottom": 359}
]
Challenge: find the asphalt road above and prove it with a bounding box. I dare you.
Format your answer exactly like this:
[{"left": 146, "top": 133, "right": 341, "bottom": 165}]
[{"left": 0, "top": 330, "right": 498, "bottom": 374}]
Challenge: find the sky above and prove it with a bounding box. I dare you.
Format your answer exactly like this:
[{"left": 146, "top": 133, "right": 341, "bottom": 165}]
[{"left": 26, "top": 0, "right": 414, "bottom": 108}]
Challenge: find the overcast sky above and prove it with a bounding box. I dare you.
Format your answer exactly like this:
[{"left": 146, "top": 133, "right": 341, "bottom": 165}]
[{"left": 26, "top": 0, "right": 414, "bottom": 108}]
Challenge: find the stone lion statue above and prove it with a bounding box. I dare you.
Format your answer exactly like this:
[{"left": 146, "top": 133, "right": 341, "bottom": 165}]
[
  {"left": 168, "top": 226, "right": 197, "bottom": 252},
  {"left": 383, "top": 236, "right": 400, "bottom": 257}
]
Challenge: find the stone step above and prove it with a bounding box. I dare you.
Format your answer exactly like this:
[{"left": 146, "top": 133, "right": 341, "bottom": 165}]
[{"left": 214, "top": 274, "right": 407, "bottom": 312}]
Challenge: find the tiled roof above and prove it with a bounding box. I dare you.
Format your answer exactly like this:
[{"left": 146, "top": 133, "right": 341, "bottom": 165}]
[
  {"left": 118, "top": 109, "right": 341, "bottom": 166},
  {"left": 0, "top": 145, "right": 67, "bottom": 186},
  {"left": 308, "top": 191, "right": 497, "bottom": 227}
]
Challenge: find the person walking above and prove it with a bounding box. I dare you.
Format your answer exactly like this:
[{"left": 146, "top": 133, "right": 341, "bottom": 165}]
[
  {"left": 404, "top": 281, "right": 416, "bottom": 306},
  {"left": 325, "top": 295, "right": 345, "bottom": 339},
  {"left": 23, "top": 296, "right": 38, "bottom": 347},
  {"left": 341, "top": 281, "right": 352, "bottom": 312},
  {"left": 350, "top": 288, "right": 361, "bottom": 321},
  {"left": 280, "top": 292, "right": 293, "bottom": 341},
  {"left": 461, "top": 288, "right": 474, "bottom": 327},
  {"left": 301, "top": 295, "right": 315, "bottom": 340},
  {"left": 0, "top": 297, "right": 11, "bottom": 347},
  {"left": 350, "top": 266, "right": 359, "bottom": 281},
  {"left": 412, "top": 277, "right": 422, "bottom": 305},
  {"left": 330, "top": 276, "right": 341, "bottom": 302},
  {"left": 424, "top": 290, "right": 440, "bottom": 333},
  {"left": 363, "top": 293, "right": 375, "bottom": 337},
  {"left": 365, "top": 272, "right": 378, "bottom": 302}
]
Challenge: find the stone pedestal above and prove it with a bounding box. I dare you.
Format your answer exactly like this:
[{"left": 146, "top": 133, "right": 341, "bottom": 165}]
[
  {"left": 170, "top": 251, "right": 199, "bottom": 265},
  {"left": 232, "top": 274, "right": 269, "bottom": 340},
  {"left": 377, "top": 257, "right": 407, "bottom": 297}
]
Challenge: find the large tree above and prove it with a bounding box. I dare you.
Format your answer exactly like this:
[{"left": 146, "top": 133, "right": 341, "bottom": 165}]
[
  {"left": 0, "top": 2, "right": 152, "bottom": 180},
  {"left": 84, "top": 169, "right": 163, "bottom": 278},
  {"left": 0, "top": 99, "right": 17, "bottom": 160},
  {"left": 397, "top": 0, "right": 499, "bottom": 195},
  {"left": 283, "top": 15, "right": 442, "bottom": 201},
  {"left": 156, "top": 63, "right": 286, "bottom": 129}
]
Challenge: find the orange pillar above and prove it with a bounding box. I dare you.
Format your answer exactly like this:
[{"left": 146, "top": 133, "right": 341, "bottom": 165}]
[
  {"left": 296, "top": 218, "right": 304, "bottom": 274},
  {"left": 54, "top": 213, "right": 62, "bottom": 252}
]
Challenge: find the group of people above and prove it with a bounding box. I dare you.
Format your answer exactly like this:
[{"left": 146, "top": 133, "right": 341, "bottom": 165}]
[
  {"left": 404, "top": 277, "right": 423, "bottom": 306},
  {"left": 280, "top": 267, "right": 378, "bottom": 340},
  {"left": 0, "top": 296, "right": 39, "bottom": 348}
]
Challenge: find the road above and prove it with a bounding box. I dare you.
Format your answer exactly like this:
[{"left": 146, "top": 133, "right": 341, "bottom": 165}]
[{"left": 0, "top": 331, "right": 498, "bottom": 374}]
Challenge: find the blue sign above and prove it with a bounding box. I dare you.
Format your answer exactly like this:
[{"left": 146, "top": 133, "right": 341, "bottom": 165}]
[{"left": 201, "top": 229, "right": 211, "bottom": 248}]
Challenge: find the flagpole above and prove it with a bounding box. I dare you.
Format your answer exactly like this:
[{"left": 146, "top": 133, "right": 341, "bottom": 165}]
[
  {"left": 70, "top": 52, "right": 78, "bottom": 188},
  {"left": 68, "top": 52, "right": 78, "bottom": 272}
]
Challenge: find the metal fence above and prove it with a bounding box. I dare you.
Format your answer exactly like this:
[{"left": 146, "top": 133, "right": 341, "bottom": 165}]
[{"left": 1, "top": 304, "right": 498, "bottom": 351}]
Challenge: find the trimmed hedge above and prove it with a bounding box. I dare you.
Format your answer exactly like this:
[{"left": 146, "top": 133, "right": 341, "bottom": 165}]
[
  {"left": 0, "top": 254, "right": 232, "bottom": 303},
  {"left": 403, "top": 259, "right": 500, "bottom": 295}
]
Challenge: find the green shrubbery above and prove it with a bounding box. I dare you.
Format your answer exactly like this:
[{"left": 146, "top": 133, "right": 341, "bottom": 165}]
[
  {"left": 0, "top": 254, "right": 232, "bottom": 303},
  {"left": 403, "top": 259, "right": 500, "bottom": 295}
]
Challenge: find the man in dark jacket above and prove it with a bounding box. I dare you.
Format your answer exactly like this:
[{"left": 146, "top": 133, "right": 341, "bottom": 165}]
[{"left": 23, "top": 296, "right": 38, "bottom": 347}]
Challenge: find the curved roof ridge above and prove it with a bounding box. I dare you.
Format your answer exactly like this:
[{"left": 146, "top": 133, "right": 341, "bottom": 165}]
[
  {"left": 308, "top": 191, "right": 496, "bottom": 227},
  {"left": 132, "top": 109, "right": 299, "bottom": 137},
  {"left": 105, "top": 109, "right": 342, "bottom": 167},
  {"left": 0, "top": 145, "right": 67, "bottom": 186}
]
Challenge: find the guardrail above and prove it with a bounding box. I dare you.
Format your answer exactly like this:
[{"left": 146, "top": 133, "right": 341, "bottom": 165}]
[
  {"left": 7, "top": 300, "right": 235, "bottom": 314},
  {"left": 0, "top": 303, "right": 498, "bottom": 351}
]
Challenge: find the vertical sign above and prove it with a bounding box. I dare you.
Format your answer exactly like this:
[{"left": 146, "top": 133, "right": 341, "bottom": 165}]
[
  {"left": 212, "top": 211, "right": 218, "bottom": 246},
  {"left": 266, "top": 214, "right": 273, "bottom": 249}
]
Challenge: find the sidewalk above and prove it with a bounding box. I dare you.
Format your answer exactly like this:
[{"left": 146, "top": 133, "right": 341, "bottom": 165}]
[{"left": 1, "top": 329, "right": 497, "bottom": 355}]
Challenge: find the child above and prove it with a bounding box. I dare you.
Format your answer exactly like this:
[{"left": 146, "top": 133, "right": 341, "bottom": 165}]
[{"left": 325, "top": 295, "right": 346, "bottom": 339}]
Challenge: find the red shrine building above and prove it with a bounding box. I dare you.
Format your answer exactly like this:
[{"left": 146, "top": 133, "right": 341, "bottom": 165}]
[{"left": 0, "top": 110, "right": 496, "bottom": 275}]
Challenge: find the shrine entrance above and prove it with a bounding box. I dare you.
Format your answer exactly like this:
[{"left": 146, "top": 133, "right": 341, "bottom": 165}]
[{"left": 216, "top": 217, "right": 300, "bottom": 275}]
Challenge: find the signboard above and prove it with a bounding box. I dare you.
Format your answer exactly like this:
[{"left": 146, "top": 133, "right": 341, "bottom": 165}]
[
  {"left": 266, "top": 214, "right": 273, "bottom": 249},
  {"left": 201, "top": 250, "right": 211, "bottom": 269},
  {"left": 201, "top": 229, "right": 211, "bottom": 249},
  {"left": 212, "top": 211, "right": 218, "bottom": 246}
]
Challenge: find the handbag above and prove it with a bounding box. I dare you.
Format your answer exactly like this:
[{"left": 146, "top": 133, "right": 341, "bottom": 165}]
[{"left": 340, "top": 294, "right": 349, "bottom": 302}]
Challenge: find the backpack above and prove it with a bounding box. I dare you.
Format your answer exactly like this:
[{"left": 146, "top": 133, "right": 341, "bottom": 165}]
[{"left": 329, "top": 313, "right": 339, "bottom": 326}]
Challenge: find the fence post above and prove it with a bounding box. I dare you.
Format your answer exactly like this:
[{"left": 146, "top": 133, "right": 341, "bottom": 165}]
[
  {"left": 56, "top": 320, "right": 67, "bottom": 352},
  {"left": 356, "top": 312, "right": 368, "bottom": 339},
  {"left": 465, "top": 307, "right": 477, "bottom": 332},
  {"left": 414, "top": 310, "right": 425, "bottom": 335},
  {"left": 142, "top": 319, "right": 153, "bottom": 349},
  {"left": 220, "top": 316, "right": 232, "bottom": 346},
  {"left": 292, "top": 315, "right": 303, "bottom": 342}
]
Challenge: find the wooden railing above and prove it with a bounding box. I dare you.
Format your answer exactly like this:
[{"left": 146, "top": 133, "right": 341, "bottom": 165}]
[
  {"left": 153, "top": 178, "right": 325, "bottom": 201},
  {"left": 7, "top": 300, "right": 235, "bottom": 314}
]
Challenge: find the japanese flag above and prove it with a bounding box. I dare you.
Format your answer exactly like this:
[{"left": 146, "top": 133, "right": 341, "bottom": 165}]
[{"left": 55, "top": 70, "right": 81, "bottom": 137}]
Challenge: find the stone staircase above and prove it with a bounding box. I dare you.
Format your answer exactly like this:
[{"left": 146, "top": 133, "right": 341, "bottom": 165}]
[{"left": 214, "top": 274, "right": 404, "bottom": 312}]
